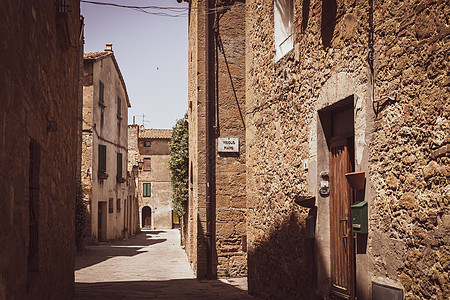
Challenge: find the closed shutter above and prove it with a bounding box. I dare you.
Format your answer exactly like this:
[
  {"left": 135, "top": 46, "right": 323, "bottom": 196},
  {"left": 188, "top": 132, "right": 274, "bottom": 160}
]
[
  {"left": 99, "top": 81, "right": 104, "bottom": 104},
  {"left": 143, "top": 183, "right": 151, "bottom": 197},
  {"left": 144, "top": 158, "right": 151, "bottom": 171},
  {"left": 98, "top": 145, "right": 106, "bottom": 173},
  {"left": 117, "top": 152, "right": 122, "bottom": 178},
  {"left": 117, "top": 97, "right": 121, "bottom": 117}
]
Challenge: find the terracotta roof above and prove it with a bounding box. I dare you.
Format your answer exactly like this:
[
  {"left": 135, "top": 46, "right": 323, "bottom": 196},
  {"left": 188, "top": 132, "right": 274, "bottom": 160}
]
[
  {"left": 84, "top": 51, "right": 112, "bottom": 60},
  {"left": 83, "top": 50, "right": 131, "bottom": 108},
  {"left": 139, "top": 129, "right": 172, "bottom": 139}
]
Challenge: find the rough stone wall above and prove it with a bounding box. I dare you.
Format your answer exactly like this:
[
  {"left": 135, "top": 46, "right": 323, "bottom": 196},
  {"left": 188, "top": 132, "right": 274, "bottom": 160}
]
[
  {"left": 83, "top": 54, "right": 129, "bottom": 243},
  {"left": 127, "top": 124, "right": 139, "bottom": 171},
  {"left": 126, "top": 126, "right": 140, "bottom": 236},
  {"left": 126, "top": 166, "right": 140, "bottom": 238},
  {"left": 137, "top": 137, "right": 173, "bottom": 229},
  {"left": 187, "top": 0, "right": 207, "bottom": 278},
  {"left": 369, "top": 1, "right": 450, "bottom": 299},
  {"left": 245, "top": 0, "right": 449, "bottom": 299},
  {"left": 82, "top": 83, "right": 94, "bottom": 238},
  {"left": 187, "top": 0, "right": 247, "bottom": 279},
  {"left": 0, "top": 0, "right": 80, "bottom": 299},
  {"left": 214, "top": 1, "right": 247, "bottom": 278}
]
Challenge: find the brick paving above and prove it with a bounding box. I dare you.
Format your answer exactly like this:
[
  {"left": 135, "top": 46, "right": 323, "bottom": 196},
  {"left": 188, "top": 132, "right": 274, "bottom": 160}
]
[{"left": 74, "top": 229, "right": 253, "bottom": 299}]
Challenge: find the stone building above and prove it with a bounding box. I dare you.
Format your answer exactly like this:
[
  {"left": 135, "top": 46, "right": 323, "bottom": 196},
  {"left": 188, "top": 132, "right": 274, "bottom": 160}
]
[
  {"left": 186, "top": 0, "right": 247, "bottom": 279},
  {"left": 244, "top": 0, "right": 449, "bottom": 299},
  {"left": 0, "top": 0, "right": 81, "bottom": 298},
  {"left": 186, "top": 0, "right": 449, "bottom": 298},
  {"left": 128, "top": 125, "right": 175, "bottom": 229},
  {"left": 126, "top": 165, "right": 141, "bottom": 237},
  {"left": 81, "top": 44, "right": 132, "bottom": 243}
]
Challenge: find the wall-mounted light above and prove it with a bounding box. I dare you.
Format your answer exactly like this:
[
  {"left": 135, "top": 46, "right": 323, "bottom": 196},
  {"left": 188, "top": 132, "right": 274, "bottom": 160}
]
[{"left": 138, "top": 161, "right": 144, "bottom": 170}]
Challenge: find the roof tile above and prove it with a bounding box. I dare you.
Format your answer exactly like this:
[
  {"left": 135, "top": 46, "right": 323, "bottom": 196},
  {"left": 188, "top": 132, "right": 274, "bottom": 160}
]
[
  {"left": 139, "top": 129, "right": 172, "bottom": 139},
  {"left": 84, "top": 51, "right": 112, "bottom": 60}
]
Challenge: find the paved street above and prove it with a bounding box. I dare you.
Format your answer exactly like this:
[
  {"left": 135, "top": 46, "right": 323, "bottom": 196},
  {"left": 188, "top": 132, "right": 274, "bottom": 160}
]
[{"left": 75, "top": 229, "right": 253, "bottom": 299}]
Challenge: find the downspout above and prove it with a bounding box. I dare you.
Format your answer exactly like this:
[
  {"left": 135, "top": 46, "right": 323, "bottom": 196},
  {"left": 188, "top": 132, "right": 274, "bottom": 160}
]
[{"left": 205, "top": 0, "right": 216, "bottom": 279}]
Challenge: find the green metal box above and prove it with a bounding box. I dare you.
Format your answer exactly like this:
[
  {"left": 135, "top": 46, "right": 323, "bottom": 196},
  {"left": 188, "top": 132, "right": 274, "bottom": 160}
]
[{"left": 351, "top": 201, "right": 368, "bottom": 234}]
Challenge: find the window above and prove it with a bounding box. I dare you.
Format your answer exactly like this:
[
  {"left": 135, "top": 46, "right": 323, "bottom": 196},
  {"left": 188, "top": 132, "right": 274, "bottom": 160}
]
[
  {"left": 56, "top": 0, "right": 70, "bottom": 14},
  {"left": 98, "top": 145, "right": 106, "bottom": 173},
  {"left": 99, "top": 80, "right": 104, "bottom": 104},
  {"left": 109, "top": 198, "right": 114, "bottom": 213},
  {"left": 117, "top": 198, "right": 121, "bottom": 212},
  {"left": 117, "top": 97, "right": 122, "bottom": 117},
  {"left": 274, "top": 0, "right": 294, "bottom": 61},
  {"left": 144, "top": 158, "right": 151, "bottom": 171},
  {"left": 117, "top": 152, "right": 122, "bottom": 178},
  {"left": 143, "top": 183, "right": 151, "bottom": 197},
  {"left": 144, "top": 141, "right": 151, "bottom": 147}
]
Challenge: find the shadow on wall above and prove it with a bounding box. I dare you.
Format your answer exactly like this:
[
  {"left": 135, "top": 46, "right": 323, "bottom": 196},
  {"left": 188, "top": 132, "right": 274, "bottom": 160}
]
[
  {"left": 74, "top": 278, "right": 253, "bottom": 300},
  {"left": 75, "top": 232, "right": 166, "bottom": 271},
  {"left": 302, "top": 0, "right": 311, "bottom": 32},
  {"left": 321, "top": 0, "right": 337, "bottom": 48},
  {"left": 248, "top": 209, "right": 326, "bottom": 300}
]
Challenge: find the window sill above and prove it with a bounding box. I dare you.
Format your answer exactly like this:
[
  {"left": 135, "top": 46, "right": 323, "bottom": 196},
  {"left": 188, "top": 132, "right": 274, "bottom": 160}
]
[
  {"left": 117, "top": 176, "right": 126, "bottom": 183},
  {"left": 98, "top": 171, "right": 108, "bottom": 180}
]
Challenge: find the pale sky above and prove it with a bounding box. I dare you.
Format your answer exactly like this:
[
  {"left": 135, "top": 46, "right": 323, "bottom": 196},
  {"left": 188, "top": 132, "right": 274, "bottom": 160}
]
[{"left": 81, "top": 0, "right": 189, "bottom": 129}]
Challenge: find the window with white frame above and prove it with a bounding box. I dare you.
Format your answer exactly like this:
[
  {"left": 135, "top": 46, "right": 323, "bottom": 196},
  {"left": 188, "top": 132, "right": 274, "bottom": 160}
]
[{"left": 274, "top": 0, "right": 294, "bottom": 61}]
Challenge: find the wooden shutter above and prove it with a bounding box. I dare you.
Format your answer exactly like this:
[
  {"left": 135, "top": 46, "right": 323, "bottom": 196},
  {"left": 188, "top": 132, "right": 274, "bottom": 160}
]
[
  {"left": 98, "top": 145, "right": 106, "bottom": 173},
  {"left": 117, "top": 97, "right": 121, "bottom": 117},
  {"left": 143, "top": 183, "right": 151, "bottom": 197},
  {"left": 117, "top": 152, "right": 122, "bottom": 178},
  {"left": 144, "top": 158, "right": 151, "bottom": 171},
  {"left": 99, "top": 81, "right": 104, "bottom": 104},
  {"left": 108, "top": 198, "right": 113, "bottom": 213}
]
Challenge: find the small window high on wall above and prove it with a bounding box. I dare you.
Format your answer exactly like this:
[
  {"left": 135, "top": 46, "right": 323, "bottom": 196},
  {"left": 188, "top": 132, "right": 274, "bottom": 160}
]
[{"left": 274, "top": 0, "right": 294, "bottom": 61}]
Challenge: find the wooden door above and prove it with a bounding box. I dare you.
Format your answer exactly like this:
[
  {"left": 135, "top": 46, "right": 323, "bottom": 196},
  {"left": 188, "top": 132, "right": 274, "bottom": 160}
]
[
  {"left": 329, "top": 138, "right": 355, "bottom": 299},
  {"left": 98, "top": 202, "right": 107, "bottom": 242},
  {"left": 142, "top": 206, "right": 151, "bottom": 228}
]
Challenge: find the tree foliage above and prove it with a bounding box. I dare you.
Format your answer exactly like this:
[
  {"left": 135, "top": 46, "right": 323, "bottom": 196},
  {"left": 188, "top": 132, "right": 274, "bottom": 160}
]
[{"left": 169, "top": 113, "right": 189, "bottom": 216}]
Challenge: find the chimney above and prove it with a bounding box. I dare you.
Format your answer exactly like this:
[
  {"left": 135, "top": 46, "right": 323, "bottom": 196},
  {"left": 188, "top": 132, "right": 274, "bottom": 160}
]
[
  {"left": 133, "top": 116, "right": 136, "bottom": 125},
  {"left": 105, "top": 43, "right": 113, "bottom": 52}
]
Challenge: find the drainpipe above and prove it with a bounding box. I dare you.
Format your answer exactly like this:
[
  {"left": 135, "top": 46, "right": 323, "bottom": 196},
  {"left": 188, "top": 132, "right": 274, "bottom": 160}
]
[{"left": 205, "top": 0, "right": 216, "bottom": 279}]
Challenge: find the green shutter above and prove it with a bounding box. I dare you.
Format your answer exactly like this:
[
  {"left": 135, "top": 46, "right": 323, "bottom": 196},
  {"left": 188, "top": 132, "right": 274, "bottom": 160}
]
[
  {"left": 99, "top": 81, "right": 104, "bottom": 104},
  {"left": 98, "top": 145, "right": 106, "bottom": 173},
  {"left": 117, "top": 152, "right": 122, "bottom": 178},
  {"left": 117, "top": 97, "right": 121, "bottom": 117},
  {"left": 143, "top": 183, "right": 151, "bottom": 197}
]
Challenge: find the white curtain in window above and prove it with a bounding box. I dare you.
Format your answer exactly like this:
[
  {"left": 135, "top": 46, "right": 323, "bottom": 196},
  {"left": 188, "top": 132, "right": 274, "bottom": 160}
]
[{"left": 274, "top": 0, "right": 294, "bottom": 61}]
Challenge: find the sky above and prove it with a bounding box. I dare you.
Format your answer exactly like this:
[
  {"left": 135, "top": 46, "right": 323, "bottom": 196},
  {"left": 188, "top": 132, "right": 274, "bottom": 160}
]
[{"left": 81, "top": 0, "right": 189, "bottom": 129}]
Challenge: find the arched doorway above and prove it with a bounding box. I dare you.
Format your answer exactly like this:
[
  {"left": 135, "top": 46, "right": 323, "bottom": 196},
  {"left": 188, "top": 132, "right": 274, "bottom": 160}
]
[{"left": 142, "top": 206, "right": 151, "bottom": 228}]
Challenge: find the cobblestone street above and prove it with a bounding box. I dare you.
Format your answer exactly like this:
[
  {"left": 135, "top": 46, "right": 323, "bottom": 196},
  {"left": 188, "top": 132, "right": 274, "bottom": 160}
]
[{"left": 75, "top": 230, "right": 253, "bottom": 299}]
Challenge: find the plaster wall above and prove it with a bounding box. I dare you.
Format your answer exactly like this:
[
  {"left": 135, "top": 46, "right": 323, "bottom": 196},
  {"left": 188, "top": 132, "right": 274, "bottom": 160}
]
[
  {"left": 82, "top": 55, "right": 129, "bottom": 243},
  {"left": 138, "top": 153, "right": 173, "bottom": 229}
]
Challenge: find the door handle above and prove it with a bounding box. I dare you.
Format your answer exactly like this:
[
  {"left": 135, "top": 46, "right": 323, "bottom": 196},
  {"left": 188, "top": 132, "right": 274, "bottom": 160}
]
[{"left": 340, "top": 218, "right": 348, "bottom": 238}]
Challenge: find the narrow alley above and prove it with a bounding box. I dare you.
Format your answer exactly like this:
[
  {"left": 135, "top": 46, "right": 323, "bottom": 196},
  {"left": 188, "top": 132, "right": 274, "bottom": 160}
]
[{"left": 74, "top": 230, "right": 253, "bottom": 299}]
